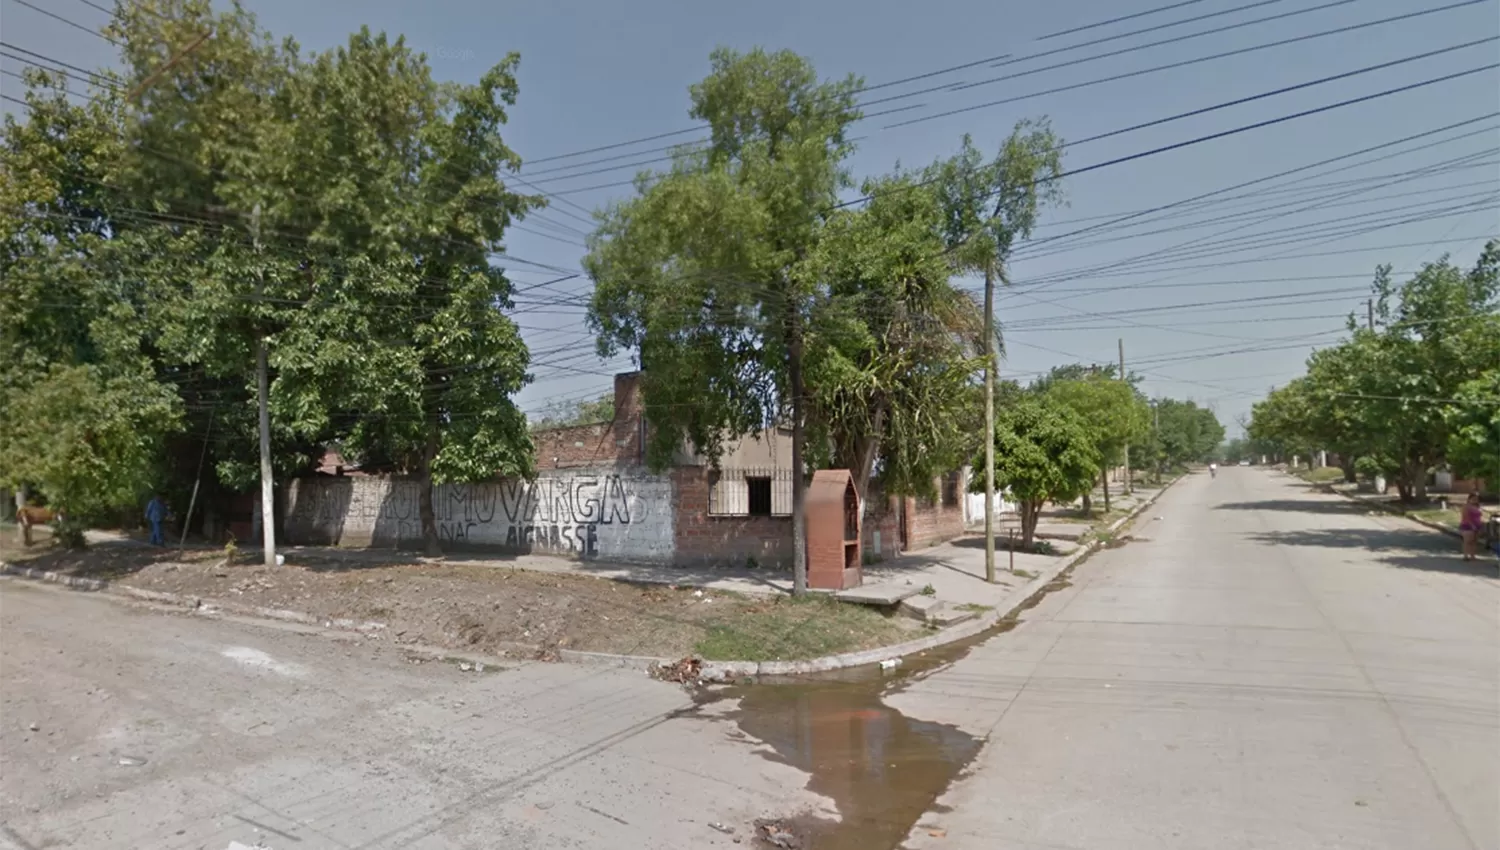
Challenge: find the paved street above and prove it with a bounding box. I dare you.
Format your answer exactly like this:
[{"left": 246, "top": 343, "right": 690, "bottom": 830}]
[
  {"left": 892, "top": 467, "right": 1499, "bottom": 850},
  {"left": 0, "top": 584, "right": 828, "bottom": 849}
]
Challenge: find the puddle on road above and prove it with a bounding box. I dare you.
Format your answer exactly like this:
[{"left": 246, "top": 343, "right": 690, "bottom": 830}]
[{"left": 707, "top": 561, "right": 1084, "bottom": 849}]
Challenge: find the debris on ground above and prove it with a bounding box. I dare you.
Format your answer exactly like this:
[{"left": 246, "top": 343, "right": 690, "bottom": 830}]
[
  {"left": 27, "top": 722, "right": 38, "bottom": 732},
  {"left": 928, "top": 827, "right": 948, "bottom": 837},
  {"left": 708, "top": 821, "right": 736, "bottom": 834},
  {"left": 649, "top": 656, "right": 703, "bottom": 684},
  {"left": 116, "top": 755, "right": 147, "bottom": 767},
  {"left": 879, "top": 658, "right": 901, "bottom": 671},
  {"left": 753, "top": 819, "right": 801, "bottom": 849}
]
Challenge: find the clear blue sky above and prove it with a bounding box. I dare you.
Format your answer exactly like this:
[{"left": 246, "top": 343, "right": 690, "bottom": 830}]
[{"left": 4, "top": 0, "right": 1497, "bottom": 434}]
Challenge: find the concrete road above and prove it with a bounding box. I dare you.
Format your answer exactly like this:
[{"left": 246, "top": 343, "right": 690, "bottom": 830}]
[
  {"left": 892, "top": 467, "right": 1499, "bottom": 850},
  {"left": 0, "top": 583, "right": 829, "bottom": 850}
]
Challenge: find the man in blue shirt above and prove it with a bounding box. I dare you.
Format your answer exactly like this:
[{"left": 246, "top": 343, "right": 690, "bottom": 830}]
[{"left": 145, "top": 493, "right": 168, "bottom": 546}]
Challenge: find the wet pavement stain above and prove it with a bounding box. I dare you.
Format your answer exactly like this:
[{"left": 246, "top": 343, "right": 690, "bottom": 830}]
[
  {"left": 706, "top": 559, "right": 1090, "bottom": 848},
  {"left": 729, "top": 664, "right": 980, "bottom": 849}
]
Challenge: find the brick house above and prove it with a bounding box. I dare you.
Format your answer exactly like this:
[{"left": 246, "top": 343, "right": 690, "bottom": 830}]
[{"left": 285, "top": 371, "right": 969, "bottom": 567}]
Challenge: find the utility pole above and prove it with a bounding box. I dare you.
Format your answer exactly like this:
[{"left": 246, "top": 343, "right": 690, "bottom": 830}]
[
  {"left": 252, "top": 204, "right": 277, "bottom": 567},
  {"left": 1367, "top": 299, "right": 1374, "bottom": 331},
  {"left": 1152, "top": 401, "right": 1160, "bottom": 484},
  {"left": 983, "top": 261, "right": 997, "bottom": 583},
  {"left": 1119, "top": 337, "right": 1131, "bottom": 495}
]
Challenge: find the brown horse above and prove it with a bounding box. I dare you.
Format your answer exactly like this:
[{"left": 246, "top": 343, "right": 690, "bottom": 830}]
[{"left": 15, "top": 506, "right": 62, "bottom": 547}]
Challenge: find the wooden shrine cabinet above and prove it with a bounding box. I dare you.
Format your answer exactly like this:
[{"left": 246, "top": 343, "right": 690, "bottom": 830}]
[{"left": 806, "top": 469, "right": 862, "bottom": 590}]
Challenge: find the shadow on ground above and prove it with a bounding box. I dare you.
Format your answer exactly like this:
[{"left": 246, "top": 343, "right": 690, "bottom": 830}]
[
  {"left": 1215, "top": 499, "right": 1369, "bottom": 516},
  {"left": 1246, "top": 527, "right": 1498, "bottom": 578},
  {"left": 0, "top": 536, "right": 207, "bottom": 579}
]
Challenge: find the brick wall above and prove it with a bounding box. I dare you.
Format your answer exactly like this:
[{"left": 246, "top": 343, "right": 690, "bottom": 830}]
[
  {"left": 860, "top": 473, "right": 966, "bottom": 559},
  {"left": 904, "top": 495, "right": 965, "bottom": 550},
  {"left": 672, "top": 466, "right": 793, "bottom": 568},
  {"left": 532, "top": 372, "right": 646, "bottom": 469}
]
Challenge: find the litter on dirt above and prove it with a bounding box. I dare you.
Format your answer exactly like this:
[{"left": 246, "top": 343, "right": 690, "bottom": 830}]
[
  {"left": 650, "top": 656, "right": 703, "bottom": 684},
  {"left": 708, "top": 822, "right": 736, "bottom": 834},
  {"left": 753, "top": 819, "right": 801, "bottom": 849}
]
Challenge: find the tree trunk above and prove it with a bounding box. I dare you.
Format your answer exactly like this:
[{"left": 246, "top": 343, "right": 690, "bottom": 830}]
[
  {"left": 849, "top": 411, "right": 885, "bottom": 514},
  {"left": 1101, "top": 468, "right": 1111, "bottom": 513},
  {"left": 1081, "top": 493, "right": 1092, "bottom": 517},
  {"left": 1404, "top": 459, "right": 1427, "bottom": 504},
  {"left": 1020, "top": 500, "right": 1040, "bottom": 548},
  {"left": 418, "top": 426, "right": 442, "bottom": 557},
  {"left": 1340, "top": 458, "right": 1356, "bottom": 483},
  {"left": 789, "top": 319, "right": 808, "bottom": 595}
]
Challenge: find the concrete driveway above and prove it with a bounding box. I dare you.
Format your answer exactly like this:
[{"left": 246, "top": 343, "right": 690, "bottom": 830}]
[{"left": 891, "top": 467, "right": 1498, "bottom": 850}]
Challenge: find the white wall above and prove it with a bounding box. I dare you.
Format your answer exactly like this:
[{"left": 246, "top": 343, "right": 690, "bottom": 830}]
[{"left": 285, "top": 470, "right": 677, "bottom": 563}]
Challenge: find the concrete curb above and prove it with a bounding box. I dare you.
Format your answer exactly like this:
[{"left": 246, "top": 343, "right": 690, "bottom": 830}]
[
  {"left": 1, "top": 475, "right": 1181, "bottom": 682},
  {"left": 1312, "top": 482, "right": 1462, "bottom": 539}
]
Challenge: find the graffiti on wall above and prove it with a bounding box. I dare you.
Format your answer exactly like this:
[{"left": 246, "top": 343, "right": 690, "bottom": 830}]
[{"left": 286, "top": 472, "right": 675, "bottom": 561}]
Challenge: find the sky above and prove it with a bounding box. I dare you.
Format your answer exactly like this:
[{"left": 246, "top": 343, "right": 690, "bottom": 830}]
[{"left": 3, "top": 0, "right": 1497, "bottom": 435}]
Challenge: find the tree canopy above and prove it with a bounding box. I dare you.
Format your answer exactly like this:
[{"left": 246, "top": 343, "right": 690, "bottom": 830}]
[
  {"left": 1, "top": 0, "right": 539, "bottom": 550},
  {"left": 1044, "top": 373, "right": 1150, "bottom": 511},
  {"left": 1248, "top": 243, "right": 1499, "bottom": 500},
  {"left": 969, "top": 396, "right": 1099, "bottom": 546}
]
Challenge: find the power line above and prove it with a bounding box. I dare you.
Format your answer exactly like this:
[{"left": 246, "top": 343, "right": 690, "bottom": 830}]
[
  {"left": 526, "top": 32, "right": 1492, "bottom": 190},
  {"left": 1013, "top": 111, "right": 1500, "bottom": 260},
  {"left": 882, "top": 0, "right": 1488, "bottom": 129},
  {"left": 870, "top": 0, "right": 1369, "bottom": 113},
  {"left": 1038, "top": 0, "right": 1208, "bottom": 40},
  {"left": 519, "top": 0, "right": 1317, "bottom": 169},
  {"left": 4, "top": 0, "right": 120, "bottom": 45}
]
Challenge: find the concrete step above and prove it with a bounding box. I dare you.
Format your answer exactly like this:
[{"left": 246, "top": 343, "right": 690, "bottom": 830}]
[
  {"left": 897, "top": 594, "right": 978, "bottom": 627},
  {"left": 927, "top": 604, "right": 978, "bottom": 627},
  {"left": 898, "top": 593, "right": 942, "bottom": 621},
  {"left": 835, "top": 583, "right": 922, "bottom": 607}
]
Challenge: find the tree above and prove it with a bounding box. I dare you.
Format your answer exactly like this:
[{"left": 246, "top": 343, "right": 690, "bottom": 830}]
[
  {"left": 587, "top": 48, "right": 862, "bottom": 593},
  {"left": 0, "top": 72, "right": 183, "bottom": 542},
  {"left": 801, "top": 169, "right": 984, "bottom": 505},
  {"left": 531, "top": 393, "right": 616, "bottom": 430},
  {"left": 1445, "top": 368, "right": 1499, "bottom": 484},
  {"left": 0, "top": 366, "right": 179, "bottom": 536},
  {"left": 1044, "top": 374, "right": 1149, "bottom": 514},
  {"left": 969, "top": 397, "right": 1099, "bottom": 546},
  {"left": 1154, "top": 398, "right": 1224, "bottom": 470},
  {"left": 2, "top": 1, "right": 540, "bottom": 552}
]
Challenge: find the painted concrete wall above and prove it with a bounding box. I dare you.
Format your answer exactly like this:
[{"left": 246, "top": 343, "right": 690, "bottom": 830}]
[{"left": 284, "top": 470, "right": 676, "bottom": 562}]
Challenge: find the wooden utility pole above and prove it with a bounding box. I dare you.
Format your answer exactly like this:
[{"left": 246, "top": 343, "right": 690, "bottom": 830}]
[
  {"left": 1366, "top": 299, "right": 1375, "bottom": 331},
  {"left": 1119, "top": 337, "right": 1131, "bottom": 495},
  {"left": 983, "top": 261, "right": 997, "bottom": 583},
  {"left": 252, "top": 204, "right": 277, "bottom": 567}
]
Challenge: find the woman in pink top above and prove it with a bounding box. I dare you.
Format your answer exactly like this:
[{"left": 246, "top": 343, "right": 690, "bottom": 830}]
[{"left": 1458, "top": 492, "right": 1483, "bottom": 561}]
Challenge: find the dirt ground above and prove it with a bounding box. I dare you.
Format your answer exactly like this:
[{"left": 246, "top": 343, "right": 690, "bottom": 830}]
[{"left": 1, "top": 533, "right": 915, "bottom": 661}]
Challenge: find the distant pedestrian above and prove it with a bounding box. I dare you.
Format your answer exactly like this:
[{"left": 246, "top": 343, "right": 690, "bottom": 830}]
[
  {"left": 1458, "top": 492, "right": 1483, "bottom": 561},
  {"left": 145, "top": 493, "right": 168, "bottom": 546}
]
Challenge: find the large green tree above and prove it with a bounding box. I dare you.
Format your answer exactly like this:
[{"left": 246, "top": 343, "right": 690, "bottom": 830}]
[
  {"left": 0, "top": 72, "right": 184, "bottom": 536},
  {"left": 801, "top": 170, "right": 984, "bottom": 505},
  {"left": 586, "top": 48, "right": 861, "bottom": 592},
  {"left": 969, "top": 397, "right": 1099, "bottom": 546},
  {"left": 1044, "top": 374, "right": 1149, "bottom": 513},
  {"left": 3, "top": 1, "right": 540, "bottom": 552},
  {"left": 1251, "top": 244, "right": 1499, "bottom": 501}
]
